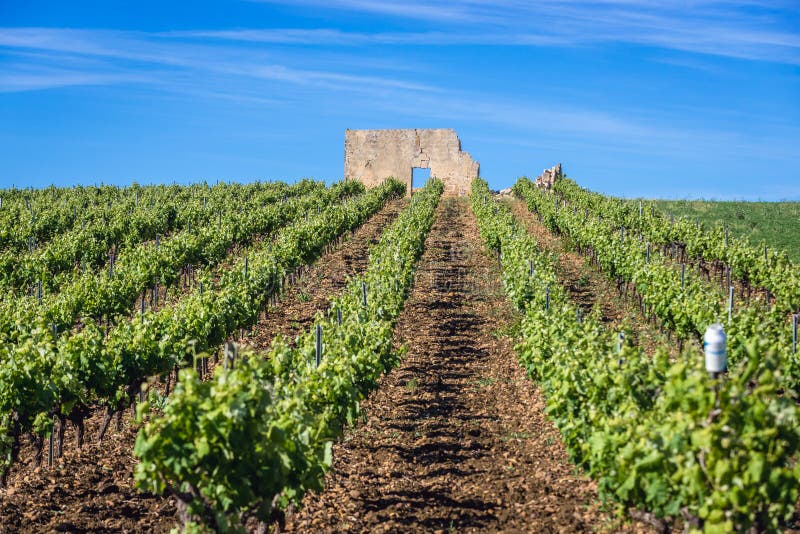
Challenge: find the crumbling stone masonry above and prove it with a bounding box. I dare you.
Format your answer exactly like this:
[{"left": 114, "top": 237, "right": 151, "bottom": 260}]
[
  {"left": 344, "top": 128, "right": 479, "bottom": 196},
  {"left": 534, "top": 163, "right": 562, "bottom": 190}
]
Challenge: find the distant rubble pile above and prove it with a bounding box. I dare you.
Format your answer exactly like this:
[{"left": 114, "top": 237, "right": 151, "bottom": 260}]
[
  {"left": 535, "top": 163, "right": 562, "bottom": 190},
  {"left": 492, "top": 163, "right": 562, "bottom": 196}
]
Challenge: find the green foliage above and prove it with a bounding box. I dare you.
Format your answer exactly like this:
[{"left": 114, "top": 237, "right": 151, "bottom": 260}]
[
  {"left": 134, "top": 179, "right": 443, "bottom": 531},
  {"left": 0, "top": 180, "right": 323, "bottom": 296},
  {"left": 472, "top": 177, "right": 800, "bottom": 532},
  {"left": 513, "top": 177, "right": 798, "bottom": 384},
  {"left": 0, "top": 179, "right": 404, "bottom": 483},
  {"left": 543, "top": 177, "right": 800, "bottom": 314},
  {"left": 0, "top": 180, "right": 359, "bottom": 342},
  {"left": 654, "top": 199, "right": 800, "bottom": 264}
]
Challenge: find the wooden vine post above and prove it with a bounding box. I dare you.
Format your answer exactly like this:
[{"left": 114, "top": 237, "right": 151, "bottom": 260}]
[{"left": 728, "top": 286, "right": 734, "bottom": 323}]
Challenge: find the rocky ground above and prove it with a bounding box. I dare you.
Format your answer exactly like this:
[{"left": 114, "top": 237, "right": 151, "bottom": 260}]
[
  {"left": 0, "top": 199, "right": 405, "bottom": 533},
  {"left": 285, "top": 198, "right": 642, "bottom": 533}
]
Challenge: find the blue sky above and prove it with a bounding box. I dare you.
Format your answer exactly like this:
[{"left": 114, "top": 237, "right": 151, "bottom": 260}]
[{"left": 1, "top": 1, "right": 798, "bottom": 199}]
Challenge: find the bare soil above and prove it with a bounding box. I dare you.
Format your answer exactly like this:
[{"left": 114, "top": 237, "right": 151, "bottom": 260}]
[
  {"left": 285, "top": 198, "right": 637, "bottom": 533},
  {"left": 507, "top": 198, "right": 676, "bottom": 356},
  {"left": 0, "top": 199, "right": 405, "bottom": 533},
  {"left": 0, "top": 195, "right": 666, "bottom": 533},
  {"left": 239, "top": 199, "right": 407, "bottom": 350}
]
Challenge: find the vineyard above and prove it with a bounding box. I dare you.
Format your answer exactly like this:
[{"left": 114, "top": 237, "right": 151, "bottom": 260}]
[{"left": 0, "top": 175, "right": 799, "bottom": 533}]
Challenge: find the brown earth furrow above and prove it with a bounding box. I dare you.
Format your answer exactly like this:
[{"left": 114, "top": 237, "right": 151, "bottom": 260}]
[
  {"left": 240, "top": 198, "right": 406, "bottom": 350},
  {"left": 286, "top": 197, "right": 630, "bottom": 533},
  {"left": 0, "top": 198, "right": 405, "bottom": 534},
  {"left": 507, "top": 197, "right": 674, "bottom": 356}
]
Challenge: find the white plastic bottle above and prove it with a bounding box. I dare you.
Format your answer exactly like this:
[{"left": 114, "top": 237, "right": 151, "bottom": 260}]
[{"left": 704, "top": 323, "right": 727, "bottom": 374}]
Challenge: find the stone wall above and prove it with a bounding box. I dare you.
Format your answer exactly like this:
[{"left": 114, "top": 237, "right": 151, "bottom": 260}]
[
  {"left": 344, "top": 128, "right": 479, "bottom": 196},
  {"left": 534, "top": 163, "right": 562, "bottom": 190}
]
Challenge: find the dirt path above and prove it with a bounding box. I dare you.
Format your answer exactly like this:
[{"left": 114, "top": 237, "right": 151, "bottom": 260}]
[
  {"left": 241, "top": 198, "right": 406, "bottom": 350},
  {"left": 0, "top": 198, "right": 405, "bottom": 534},
  {"left": 286, "top": 198, "right": 631, "bottom": 533},
  {"left": 507, "top": 198, "right": 673, "bottom": 356}
]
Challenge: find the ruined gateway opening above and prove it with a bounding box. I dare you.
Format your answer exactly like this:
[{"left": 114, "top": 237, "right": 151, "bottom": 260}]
[
  {"left": 344, "top": 128, "right": 479, "bottom": 197},
  {"left": 412, "top": 167, "right": 431, "bottom": 192}
]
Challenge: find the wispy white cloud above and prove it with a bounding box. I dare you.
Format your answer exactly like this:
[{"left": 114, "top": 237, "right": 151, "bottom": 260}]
[
  {"left": 0, "top": 22, "right": 796, "bottom": 179},
  {"left": 331, "top": 85, "right": 800, "bottom": 166},
  {"left": 0, "top": 27, "right": 439, "bottom": 94},
  {"left": 166, "top": 24, "right": 800, "bottom": 64},
  {"left": 2, "top": 0, "right": 797, "bottom": 101},
  {"left": 0, "top": 67, "right": 147, "bottom": 93},
  {"left": 166, "top": 28, "right": 569, "bottom": 46},
  {"left": 244, "top": 0, "right": 800, "bottom": 64},
  {"left": 250, "top": 0, "right": 485, "bottom": 23}
]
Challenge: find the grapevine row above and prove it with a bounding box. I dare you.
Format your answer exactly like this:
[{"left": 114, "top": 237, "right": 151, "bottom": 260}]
[
  {"left": 0, "top": 179, "right": 404, "bottom": 485},
  {"left": 0, "top": 180, "right": 322, "bottom": 295},
  {"left": 471, "top": 178, "right": 800, "bottom": 532},
  {"left": 0, "top": 184, "right": 134, "bottom": 252},
  {"left": 133, "top": 179, "right": 443, "bottom": 531},
  {"left": 547, "top": 177, "right": 800, "bottom": 313},
  {"left": 513, "top": 178, "right": 800, "bottom": 385},
  {"left": 0, "top": 181, "right": 296, "bottom": 255},
  {"left": 0, "top": 180, "right": 359, "bottom": 344}
]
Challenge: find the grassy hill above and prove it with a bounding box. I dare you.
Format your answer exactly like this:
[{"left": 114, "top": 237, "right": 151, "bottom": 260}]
[{"left": 652, "top": 199, "right": 800, "bottom": 263}]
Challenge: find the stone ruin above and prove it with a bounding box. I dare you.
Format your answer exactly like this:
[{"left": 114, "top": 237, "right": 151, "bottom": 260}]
[
  {"left": 344, "top": 129, "right": 479, "bottom": 197},
  {"left": 535, "top": 163, "right": 562, "bottom": 190}
]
